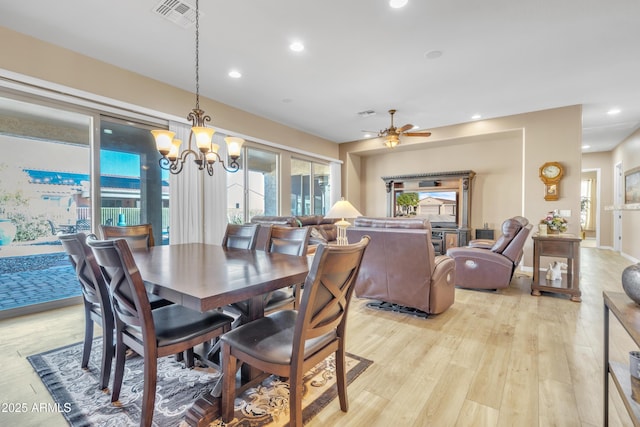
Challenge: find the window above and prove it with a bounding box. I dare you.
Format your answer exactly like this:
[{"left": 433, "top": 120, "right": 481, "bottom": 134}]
[
  {"left": 0, "top": 95, "right": 92, "bottom": 315},
  {"left": 227, "top": 145, "right": 278, "bottom": 223},
  {"left": 0, "top": 95, "right": 170, "bottom": 318},
  {"left": 291, "top": 159, "right": 330, "bottom": 216},
  {"left": 99, "top": 119, "right": 169, "bottom": 244}
]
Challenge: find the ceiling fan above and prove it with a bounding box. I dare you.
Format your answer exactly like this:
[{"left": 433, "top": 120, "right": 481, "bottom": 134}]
[{"left": 371, "top": 109, "right": 432, "bottom": 148}]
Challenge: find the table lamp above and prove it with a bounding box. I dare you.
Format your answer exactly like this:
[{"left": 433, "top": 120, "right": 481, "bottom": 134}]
[{"left": 325, "top": 198, "right": 363, "bottom": 245}]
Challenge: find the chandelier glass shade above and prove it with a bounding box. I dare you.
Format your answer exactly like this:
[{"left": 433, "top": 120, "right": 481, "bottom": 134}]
[{"left": 151, "top": 0, "right": 243, "bottom": 176}]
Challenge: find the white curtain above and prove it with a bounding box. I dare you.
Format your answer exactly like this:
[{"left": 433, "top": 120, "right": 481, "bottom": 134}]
[
  {"left": 203, "top": 132, "right": 229, "bottom": 245},
  {"left": 168, "top": 121, "right": 204, "bottom": 244}
]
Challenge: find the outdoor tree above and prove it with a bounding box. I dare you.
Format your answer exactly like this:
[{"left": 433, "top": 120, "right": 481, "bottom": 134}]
[
  {"left": 0, "top": 162, "right": 50, "bottom": 241},
  {"left": 396, "top": 192, "right": 419, "bottom": 216}
]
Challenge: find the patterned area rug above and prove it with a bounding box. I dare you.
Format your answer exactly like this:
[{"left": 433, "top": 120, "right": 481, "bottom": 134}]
[{"left": 27, "top": 339, "right": 372, "bottom": 426}]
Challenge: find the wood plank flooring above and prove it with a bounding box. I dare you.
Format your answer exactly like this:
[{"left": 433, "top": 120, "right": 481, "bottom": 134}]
[{"left": 0, "top": 246, "right": 636, "bottom": 426}]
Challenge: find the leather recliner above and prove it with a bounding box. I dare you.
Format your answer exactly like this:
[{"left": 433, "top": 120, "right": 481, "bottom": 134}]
[
  {"left": 346, "top": 217, "right": 455, "bottom": 314},
  {"left": 446, "top": 216, "right": 532, "bottom": 290}
]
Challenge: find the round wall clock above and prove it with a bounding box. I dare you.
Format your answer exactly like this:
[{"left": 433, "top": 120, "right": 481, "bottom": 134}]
[{"left": 539, "top": 162, "right": 564, "bottom": 201}]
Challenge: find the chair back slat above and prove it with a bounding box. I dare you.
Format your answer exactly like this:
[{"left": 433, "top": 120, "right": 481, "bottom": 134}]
[
  {"left": 88, "top": 237, "right": 152, "bottom": 332},
  {"left": 295, "top": 237, "right": 370, "bottom": 343},
  {"left": 59, "top": 233, "right": 111, "bottom": 311},
  {"left": 222, "top": 223, "right": 260, "bottom": 249},
  {"left": 100, "top": 224, "right": 155, "bottom": 249},
  {"left": 266, "top": 226, "right": 311, "bottom": 256}
]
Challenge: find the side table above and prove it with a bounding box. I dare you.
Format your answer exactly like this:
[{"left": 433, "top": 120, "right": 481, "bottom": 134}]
[
  {"left": 603, "top": 291, "right": 640, "bottom": 426},
  {"left": 531, "top": 233, "right": 581, "bottom": 302}
]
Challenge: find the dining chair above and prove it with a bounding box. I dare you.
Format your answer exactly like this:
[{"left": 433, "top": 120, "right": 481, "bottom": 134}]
[
  {"left": 87, "top": 236, "right": 234, "bottom": 427},
  {"left": 59, "top": 232, "right": 188, "bottom": 390},
  {"left": 99, "top": 224, "right": 155, "bottom": 249},
  {"left": 58, "top": 232, "right": 114, "bottom": 391},
  {"left": 221, "top": 223, "right": 260, "bottom": 250},
  {"left": 220, "top": 236, "right": 370, "bottom": 425},
  {"left": 227, "top": 225, "right": 311, "bottom": 325}
]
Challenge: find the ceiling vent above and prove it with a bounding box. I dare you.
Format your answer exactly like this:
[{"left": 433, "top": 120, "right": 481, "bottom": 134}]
[
  {"left": 153, "top": 0, "right": 198, "bottom": 28},
  {"left": 357, "top": 110, "right": 377, "bottom": 118}
]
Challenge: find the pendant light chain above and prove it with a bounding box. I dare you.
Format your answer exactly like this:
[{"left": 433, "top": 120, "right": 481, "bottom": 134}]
[
  {"left": 150, "top": 0, "right": 244, "bottom": 176},
  {"left": 194, "top": 0, "right": 200, "bottom": 111}
]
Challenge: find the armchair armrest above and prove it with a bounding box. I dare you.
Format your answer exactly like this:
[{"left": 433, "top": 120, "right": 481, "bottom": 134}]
[
  {"left": 446, "top": 246, "right": 515, "bottom": 289},
  {"left": 467, "top": 239, "right": 495, "bottom": 249},
  {"left": 430, "top": 255, "right": 455, "bottom": 314}
]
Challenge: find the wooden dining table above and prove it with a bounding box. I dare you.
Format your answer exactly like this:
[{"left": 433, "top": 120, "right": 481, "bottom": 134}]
[{"left": 132, "top": 242, "right": 311, "bottom": 427}]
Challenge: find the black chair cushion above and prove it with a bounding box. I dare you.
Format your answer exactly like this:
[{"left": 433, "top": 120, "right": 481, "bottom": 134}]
[
  {"left": 126, "top": 306, "right": 233, "bottom": 347},
  {"left": 148, "top": 293, "right": 173, "bottom": 309},
  {"left": 220, "top": 310, "right": 337, "bottom": 365}
]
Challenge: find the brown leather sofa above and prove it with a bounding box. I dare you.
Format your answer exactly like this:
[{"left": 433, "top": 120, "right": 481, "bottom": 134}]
[
  {"left": 249, "top": 215, "right": 337, "bottom": 250},
  {"left": 446, "top": 216, "right": 532, "bottom": 290},
  {"left": 346, "top": 217, "right": 455, "bottom": 315}
]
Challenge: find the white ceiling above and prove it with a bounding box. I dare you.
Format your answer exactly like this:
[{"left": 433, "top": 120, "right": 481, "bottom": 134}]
[{"left": 1, "top": 0, "right": 640, "bottom": 153}]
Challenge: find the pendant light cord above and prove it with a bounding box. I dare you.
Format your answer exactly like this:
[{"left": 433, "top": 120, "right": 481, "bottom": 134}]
[{"left": 195, "top": 0, "right": 200, "bottom": 111}]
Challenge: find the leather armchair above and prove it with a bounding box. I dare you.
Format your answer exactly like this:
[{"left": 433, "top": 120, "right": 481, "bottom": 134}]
[
  {"left": 446, "top": 216, "right": 532, "bottom": 290},
  {"left": 346, "top": 217, "right": 455, "bottom": 314}
]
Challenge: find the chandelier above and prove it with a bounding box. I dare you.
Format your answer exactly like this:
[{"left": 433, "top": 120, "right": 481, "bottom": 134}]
[{"left": 151, "top": 0, "right": 243, "bottom": 176}]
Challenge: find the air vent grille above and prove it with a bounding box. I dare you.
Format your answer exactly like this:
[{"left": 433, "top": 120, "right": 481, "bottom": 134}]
[
  {"left": 153, "top": 0, "right": 198, "bottom": 28},
  {"left": 357, "top": 110, "right": 376, "bottom": 118}
]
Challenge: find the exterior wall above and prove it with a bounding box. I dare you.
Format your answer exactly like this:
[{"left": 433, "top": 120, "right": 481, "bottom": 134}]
[
  {"left": 0, "top": 26, "right": 338, "bottom": 160},
  {"left": 340, "top": 106, "right": 583, "bottom": 269}
]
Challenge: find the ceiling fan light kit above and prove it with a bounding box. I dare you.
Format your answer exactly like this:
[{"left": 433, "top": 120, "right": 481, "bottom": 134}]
[{"left": 377, "top": 109, "right": 432, "bottom": 148}]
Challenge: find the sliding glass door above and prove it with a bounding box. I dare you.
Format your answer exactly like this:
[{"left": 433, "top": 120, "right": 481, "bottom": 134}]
[
  {"left": 0, "top": 94, "right": 92, "bottom": 317},
  {"left": 227, "top": 145, "right": 278, "bottom": 223},
  {"left": 0, "top": 94, "right": 170, "bottom": 318},
  {"left": 99, "top": 119, "right": 169, "bottom": 244},
  {"left": 291, "top": 158, "right": 330, "bottom": 216}
]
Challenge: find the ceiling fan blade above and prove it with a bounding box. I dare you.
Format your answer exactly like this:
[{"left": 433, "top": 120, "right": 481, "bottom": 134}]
[
  {"left": 403, "top": 131, "right": 432, "bottom": 137},
  {"left": 397, "top": 124, "right": 414, "bottom": 133}
]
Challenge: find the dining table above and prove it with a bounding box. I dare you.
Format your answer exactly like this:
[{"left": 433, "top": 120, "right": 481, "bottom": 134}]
[{"left": 132, "top": 242, "right": 311, "bottom": 427}]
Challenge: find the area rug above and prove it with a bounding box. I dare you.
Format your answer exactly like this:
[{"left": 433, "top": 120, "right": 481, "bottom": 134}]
[
  {"left": 366, "top": 300, "right": 429, "bottom": 318},
  {"left": 27, "top": 339, "right": 372, "bottom": 426}
]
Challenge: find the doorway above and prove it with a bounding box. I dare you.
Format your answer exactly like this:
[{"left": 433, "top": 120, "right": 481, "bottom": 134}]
[{"left": 580, "top": 168, "right": 600, "bottom": 248}]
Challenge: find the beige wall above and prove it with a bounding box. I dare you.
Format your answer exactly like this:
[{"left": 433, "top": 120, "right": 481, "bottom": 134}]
[
  {"left": 612, "top": 127, "right": 640, "bottom": 261},
  {"left": 582, "top": 151, "right": 613, "bottom": 247},
  {"left": 340, "top": 106, "right": 583, "bottom": 268},
  {"left": 0, "top": 26, "right": 338, "bottom": 160}
]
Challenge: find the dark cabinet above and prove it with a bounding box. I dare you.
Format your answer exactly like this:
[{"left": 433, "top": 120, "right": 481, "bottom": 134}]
[
  {"left": 475, "top": 228, "right": 495, "bottom": 240},
  {"left": 432, "top": 228, "right": 470, "bottom": 255}
]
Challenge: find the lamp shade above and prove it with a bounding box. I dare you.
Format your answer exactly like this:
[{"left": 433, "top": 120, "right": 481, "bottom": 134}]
[{"left": 325, "top": 198, "right": 362, "bottom": 219}]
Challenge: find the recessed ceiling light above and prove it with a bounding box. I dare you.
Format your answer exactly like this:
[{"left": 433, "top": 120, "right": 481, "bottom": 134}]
[
  {"left": 363, "top": 133, "right": 372, "bottom": 138},
  {"left": 471, "top": 114, "right": 482, "bottom": 120},
  {"left": 607, "top": 108, "right": 621, "bottom": 115},
  {"left": 412, "top": 125, "right": 420, "bottom": 129},
  {"left": 289, "top": 41, "right": 304, "bottom": 52},
  {"left": 582, "top": 144, "right": 591, "bottom": 149},
  {"left": 228, "top": 70, "right": 242, "bottom": 79},
  {"left": 389, "top": 0, "right": 408, "bottom": 8},
  {"left": 425, "top": 50, "right": 443, "bottom": 59}
]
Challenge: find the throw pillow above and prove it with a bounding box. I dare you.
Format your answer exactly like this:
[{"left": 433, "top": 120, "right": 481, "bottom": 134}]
[{"left": 309, "top": 227, "right": 328, "bottom": 243}]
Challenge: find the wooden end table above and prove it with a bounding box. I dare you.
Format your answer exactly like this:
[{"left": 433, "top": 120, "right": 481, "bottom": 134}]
[{"left": 531, "top": 232, "right": 582, "bottom": 302}]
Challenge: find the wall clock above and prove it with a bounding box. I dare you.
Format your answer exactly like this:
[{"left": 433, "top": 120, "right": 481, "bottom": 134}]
[{"left": 539, "top": 161, "right": 564, "bottom": 201}]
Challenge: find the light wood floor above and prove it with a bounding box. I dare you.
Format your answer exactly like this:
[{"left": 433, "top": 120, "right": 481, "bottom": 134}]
[{"left": 0, "top": 247, "right": 636, "bottom": 426}]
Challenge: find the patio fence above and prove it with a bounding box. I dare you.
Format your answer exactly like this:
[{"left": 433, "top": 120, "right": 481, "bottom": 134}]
[{"left": 76, "top": 207, "right": 169, "bottom": 230}]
